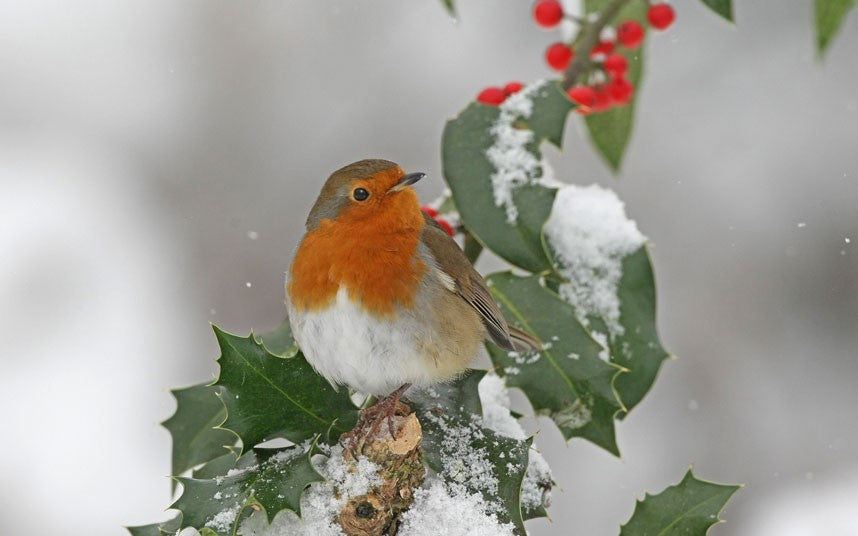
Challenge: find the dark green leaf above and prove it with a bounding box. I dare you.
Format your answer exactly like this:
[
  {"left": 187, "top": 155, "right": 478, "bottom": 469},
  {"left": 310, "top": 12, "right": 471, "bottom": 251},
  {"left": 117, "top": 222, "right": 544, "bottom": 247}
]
[
  {"left": 193, "top": 451, "right": 239, "bottom": 480},
  {"left": 162, "top": 383, "right": 236, "bottom": 482},
  {"left": 440, "top": 0, "right": 456, "bottom": 17},
  {"left": 173, "top": 445, "right": 323, "bottom": 534},
  {"left": 442, "top": 81, "right": 572, "bottom": 272},
  {"left": 610, "top": 247, "right": 671, "bottom": 414},
  {"left": 213, "top": 326, "right": 358, "bottom": 451},
  {"left": 620, "top": 469, "right": 741, "bottom": 535},
  {"left": 411, "top": 371, "right": 530, "bottom": 535},
  {"left": 699, "top": 0, "right": 733, "bottom": 22},
  {"left": 583, "top": 0, "right": 647, "bottom": 171},
  {"left": 253, "top": 320, "right": 299, "bottom": 358},
  {"left": 815, "top": 0, "right": 856, "bottom": 57},
  {"left": 126, "top": 514, "right": 182, "bottom": 536},
  {"left": 485, "top": 272, "right": 624, "bottom": 455}
]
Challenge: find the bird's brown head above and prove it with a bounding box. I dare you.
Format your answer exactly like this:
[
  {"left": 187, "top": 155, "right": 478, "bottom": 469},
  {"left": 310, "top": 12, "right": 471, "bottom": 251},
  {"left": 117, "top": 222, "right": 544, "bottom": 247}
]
[{"left": 305, "top": 159, "right": 425, "bottom": 231}]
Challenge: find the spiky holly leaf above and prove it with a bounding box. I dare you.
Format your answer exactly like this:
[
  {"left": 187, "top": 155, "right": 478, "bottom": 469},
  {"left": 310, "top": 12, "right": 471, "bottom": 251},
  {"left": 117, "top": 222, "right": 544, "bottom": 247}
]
[
  {"left": 411, "top": 371, "right": 531, "bottom": 535},
  {"left": 173, "top": 444, "right": 322, "bottom": 534},
  {"left": 213, "top": 326, "right": 358, "bottom": 451},
  {"left": 253, "top": 319, "right": 299, "bottom": 358},
  {"left": 485, "top": 272, "right": 624, "bottom": 456},
  {"left": 583, "top": 0, "right": 647, "bottom": 172},
  {"left": 442, "top": 80, "right": 572, "bottom": 272},
  {"left": 609, "top": 246, "right": 671, "bottom": 413},
  {"left": 193, "top": 451, "right": 239, "bottom": 480},
  {"left": 699, "top": 0, "right": 734, "bottom": 21},
  {"left": 162, "top": 383, "right": 236, "bottom": 482},
  {"left": 126, "top": 514, "right": 182, "bottom": 536},
  {"left": 815, "top": 0, "right": 856, "bottom": 57},
  {"left": 620, "top": 469, "right": 741, "bottom": 535}
]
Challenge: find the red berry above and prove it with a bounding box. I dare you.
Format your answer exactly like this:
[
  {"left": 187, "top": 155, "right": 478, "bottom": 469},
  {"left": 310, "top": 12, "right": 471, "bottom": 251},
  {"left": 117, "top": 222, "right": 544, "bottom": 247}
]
[
  {"left": 420, "top": 206, "right": 438, "bottom": 218},
  {"left": 603, "top": 53, "right": 628, "bottom": 77},
  {"left": 647, "top": 3, "right": 675, "bottom": 30},
  {"left": 608, "top": 77, "right": 634, "bottom": 103},
  {"left": 477, "top": 86, "right": 507, "bottom": 106},
  {"left": 567, "top": 85, "right": 598, "bottom": 113},
  {"left": 617, "top": 20, "right": 645, "bottom": 49},
  {"left": 503, "top": 81, "right": 524, "bottom": 95},
  {"left": 592, "top": 85, "right": 614, "bottom": 112},
  {"left": 533, "top": 0, "right": 564, "bottom": 28},
  {"left": 590, "top": 40, "right": 615, "bottom": 58},
  {"left": 545, "top": 42, "right": 574, "bottom": 71},
  {"left": 435, "top": 217, "right": 455, "bottom": 236}
]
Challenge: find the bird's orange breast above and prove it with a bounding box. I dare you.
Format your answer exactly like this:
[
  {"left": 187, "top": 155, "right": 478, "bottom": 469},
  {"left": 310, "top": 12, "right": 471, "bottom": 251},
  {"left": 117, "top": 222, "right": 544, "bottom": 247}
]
[{"left": 288, "top": 193, "right": 427, "bottom": 317}]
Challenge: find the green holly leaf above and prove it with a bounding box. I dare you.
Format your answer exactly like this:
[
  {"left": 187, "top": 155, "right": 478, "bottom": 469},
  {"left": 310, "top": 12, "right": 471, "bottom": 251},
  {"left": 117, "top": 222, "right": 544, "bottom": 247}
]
[
  {"left": 583, "top": 0, "right": 647, "bottom": 172},
  {"left": 253, "top": 320, "right": 299, "bottom": 358},
  {"left": 485, "top": 272, "right": 624, "bottom": 456},
  {"left": 442, "top": 80, "right": 573, "bottom": 272},
  {"left": 815, "top": 0, "right": 856, "bottom": 57},
  {"left": 699, "top": 0, "right": 734, "bottom": 22},
  {"left": 440, "top": 0, "right": 456, "bottom": 17},
  {"left": 173, "top": 444, "right": 323, "bottom": 534},
  {"left": 162, "top": 383, "right": 237, "bottom": 483},
  {"left": 610, "top": 247, "right": 671, "bottom": 414},
  {"left": 411, "top": 371, "right": 531, "bottom": 535},
  {"left": 213, "top": 326, "right": 358, "bottom": 451},
  {"left": 126, "top": 514, "right": 182, "bottom": 536},
  {"left": 193, "top": 451, "right": 239, "bottom": 480},
  {"left": 620, "top": 469, "right": 741, "bottom": 535}
]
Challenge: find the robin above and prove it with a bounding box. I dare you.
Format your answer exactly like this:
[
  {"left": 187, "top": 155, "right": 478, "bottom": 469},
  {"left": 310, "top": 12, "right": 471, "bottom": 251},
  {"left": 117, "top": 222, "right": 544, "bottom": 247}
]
[{"left": 286, "top": 159, "right": 539, "bottom": 431}]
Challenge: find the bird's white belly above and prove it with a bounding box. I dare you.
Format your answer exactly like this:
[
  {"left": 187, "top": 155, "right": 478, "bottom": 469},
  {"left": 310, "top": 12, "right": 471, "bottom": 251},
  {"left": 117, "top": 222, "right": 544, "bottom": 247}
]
[{"left": 287, "top": 287, "right": 443, "bottom": 396}]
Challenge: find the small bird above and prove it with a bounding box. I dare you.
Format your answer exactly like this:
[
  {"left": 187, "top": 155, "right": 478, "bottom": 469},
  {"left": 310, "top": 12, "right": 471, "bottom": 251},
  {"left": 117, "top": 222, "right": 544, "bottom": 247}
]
[{"left": 286, "top": 159, "right": 538, "bottom": 426}]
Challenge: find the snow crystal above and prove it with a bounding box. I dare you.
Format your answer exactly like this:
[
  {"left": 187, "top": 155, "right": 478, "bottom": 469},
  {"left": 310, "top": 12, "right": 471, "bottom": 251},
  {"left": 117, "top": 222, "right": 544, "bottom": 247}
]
[
  {"left": 397, "top": 478, "right": 515, "bottom": 536},
  {"left": 247, "top": 230, "right": 259, "bottom": 240},
  {"left": 485, "top": 80, "right": 557, "bottom": 223},
  {"left": 544, "top": 184, "right": 646, "bottom": 336},
  {"left": 208, "top": 503, "right": 241, "bottom": 532}
]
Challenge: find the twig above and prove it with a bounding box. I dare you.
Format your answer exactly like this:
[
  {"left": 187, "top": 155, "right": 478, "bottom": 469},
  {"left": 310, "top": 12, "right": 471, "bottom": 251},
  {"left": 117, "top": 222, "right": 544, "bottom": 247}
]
[{"left": 562, "top": 0, "right": 636, "bottom": 90}]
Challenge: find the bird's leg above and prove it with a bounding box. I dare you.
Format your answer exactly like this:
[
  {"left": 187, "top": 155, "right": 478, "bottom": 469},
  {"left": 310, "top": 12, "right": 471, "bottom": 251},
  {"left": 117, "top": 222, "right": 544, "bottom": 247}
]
[{"left": 341, "top": 383, "right": 412, "bottom": 450}]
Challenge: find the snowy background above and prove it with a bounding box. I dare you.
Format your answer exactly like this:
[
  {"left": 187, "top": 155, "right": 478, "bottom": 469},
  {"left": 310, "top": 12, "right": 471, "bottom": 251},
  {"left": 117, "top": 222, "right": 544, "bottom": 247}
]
[{"left": 1, "top": 1, "right": 856, "bottom": 534}]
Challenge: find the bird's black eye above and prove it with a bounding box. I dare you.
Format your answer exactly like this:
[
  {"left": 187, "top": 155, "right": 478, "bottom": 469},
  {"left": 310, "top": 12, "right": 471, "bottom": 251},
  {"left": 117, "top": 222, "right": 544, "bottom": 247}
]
[{"left": 352, "top": 187, "right": 370, "bottom": 201}]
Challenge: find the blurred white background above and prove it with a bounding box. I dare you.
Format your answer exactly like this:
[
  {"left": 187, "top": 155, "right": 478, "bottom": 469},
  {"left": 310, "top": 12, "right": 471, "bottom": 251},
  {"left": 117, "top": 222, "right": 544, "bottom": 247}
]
[{"left": 1, "top": 1, "right": 856, "bottom": 534}]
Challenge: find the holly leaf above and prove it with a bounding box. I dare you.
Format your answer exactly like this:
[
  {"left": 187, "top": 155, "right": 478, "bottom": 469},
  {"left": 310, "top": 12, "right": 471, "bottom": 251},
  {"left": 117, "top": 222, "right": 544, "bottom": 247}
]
[
  {"left": 162, "top": 383, "right": 236, "bottom": 483},
  {"left": 442, "top": 80, "right": 572, "bottom": 272},
  {"left": 173, "top": 444, "right": 322, "bottom": 534},
  {"left": 699, "top": 0, "right": 733, "bottom": 22},
  {"left": 411, "top": 371, "right": 530, "bottom": 535},
  {"left": 440, "top": 0, "right": 456, "bottom": 17},
  {"left": 610, "top": 246, "right": 671, "bottom": 414},
  {"left": 815, "top": 0, "right": 856, "bottom": 57},
  {"left": 583, "top": 0, "right": 647, "bottom": 172},
  {"left": 213, "top": 326, "right": 358, "bottom": 451},
  {"left": 126, "top": 514, "right": 182, "bottom": 536},
  {"left": 253, "top": 319, "right": 299, "bottom": 358},
  {"left": 620, "top": 469, "right": 741, "bottom": 535},
  {"left": 485, "top": 272, "right": 624, "bottom": 456},
  {"left": 193, "top": 451, "right": 239, "bottom": 480}
]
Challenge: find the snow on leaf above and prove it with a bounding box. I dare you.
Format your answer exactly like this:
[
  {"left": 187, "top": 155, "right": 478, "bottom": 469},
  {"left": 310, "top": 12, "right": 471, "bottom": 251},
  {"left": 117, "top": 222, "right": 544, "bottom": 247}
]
[
  {"left": 620, "top": 469, "right": 741, "bottom": 536},
  {"left": 212, "top": 326, "right": 358, "bottom": 451},
  {"left": 543, "top": 185, "right": 669, "bottom": 413},
  {"left": 411, "top": 371, "right": 531, "bottom": 535},
  {"left": 442, "top": 80, "right": 572, "bottom": 272},
  {"left": 172, "top": 443, "right": 322, "bottom": 534},
  {"left": 485, "top": 272, "right": 624, "bottom": 456}
]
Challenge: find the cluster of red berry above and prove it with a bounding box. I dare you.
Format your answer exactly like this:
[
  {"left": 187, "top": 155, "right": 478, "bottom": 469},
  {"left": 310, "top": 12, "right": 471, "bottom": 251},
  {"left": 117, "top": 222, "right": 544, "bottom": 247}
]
[
  {"left": 476, "top": 0, "right": 676, "bottom": 115},
  {"left": 475, "top": 81, "right": 525, "bottom": 106},
  {"left": 420, "top": 206, "right": 455, "bottom": 236}
]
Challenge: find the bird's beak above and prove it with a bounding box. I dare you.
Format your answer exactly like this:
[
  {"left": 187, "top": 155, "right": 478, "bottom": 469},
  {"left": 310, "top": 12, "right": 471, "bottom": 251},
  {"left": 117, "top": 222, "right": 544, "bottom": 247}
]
[{"left": 388, "top": 172, "right": 425, "bottom": 194}]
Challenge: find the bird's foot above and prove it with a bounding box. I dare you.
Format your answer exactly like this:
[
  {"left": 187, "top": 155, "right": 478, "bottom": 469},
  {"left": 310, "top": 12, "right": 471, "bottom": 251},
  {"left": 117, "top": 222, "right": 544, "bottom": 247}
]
[{"left": 341, "top": 383, "right": 412, "bottom": 453}]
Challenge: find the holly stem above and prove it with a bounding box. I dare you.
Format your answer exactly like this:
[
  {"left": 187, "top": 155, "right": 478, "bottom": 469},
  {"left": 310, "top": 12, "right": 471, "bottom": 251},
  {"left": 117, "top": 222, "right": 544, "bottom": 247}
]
[{"left": 562, "top": 0, "right": 635, "bottom": 90}]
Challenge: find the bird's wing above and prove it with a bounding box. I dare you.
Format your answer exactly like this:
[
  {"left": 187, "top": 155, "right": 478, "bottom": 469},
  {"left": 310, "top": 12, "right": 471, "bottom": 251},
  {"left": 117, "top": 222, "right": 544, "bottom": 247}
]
[{"left": 420, "top": 214, "right": 540, "bottom": 352}]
